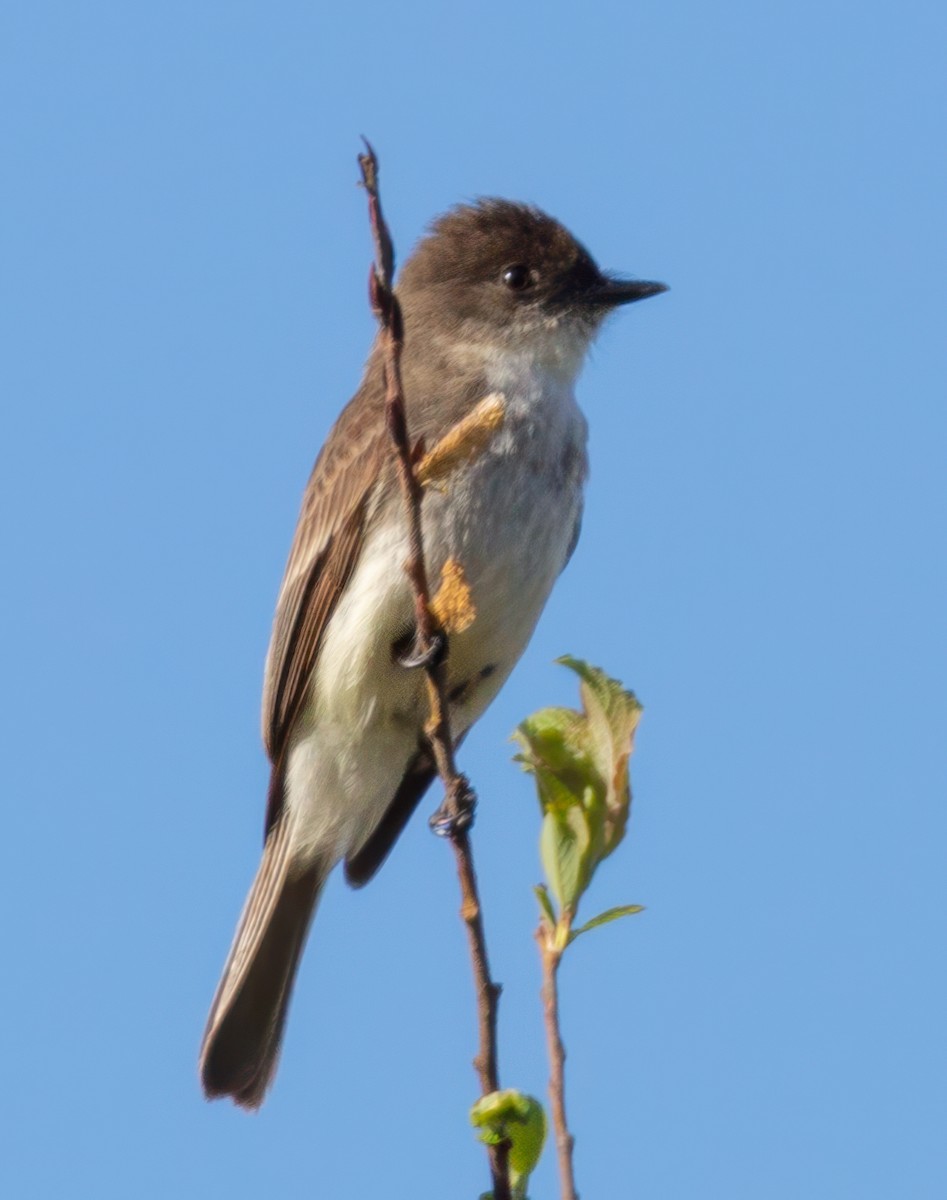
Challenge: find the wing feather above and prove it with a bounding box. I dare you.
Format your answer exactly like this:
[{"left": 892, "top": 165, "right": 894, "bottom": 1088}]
[
  {"left": 259, "top": 350, "right": 491, "bottom": 829},
  {"left": 261, "top": 374, "right": 390, "bottom": 766}
]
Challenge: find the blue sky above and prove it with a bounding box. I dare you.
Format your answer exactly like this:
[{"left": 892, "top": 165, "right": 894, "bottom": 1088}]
[{"left": 3, "top": 1, "right": 946, "bottom": 1196}]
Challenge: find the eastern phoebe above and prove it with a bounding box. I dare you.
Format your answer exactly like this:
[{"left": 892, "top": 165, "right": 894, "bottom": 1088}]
[{"left": 200, "top": 199, "right": 665, "bottom": 1108}]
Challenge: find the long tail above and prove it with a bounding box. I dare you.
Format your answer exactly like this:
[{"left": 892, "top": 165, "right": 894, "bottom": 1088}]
[{"left": 199, "top": 815, "right": 327, "bottom": 1109}]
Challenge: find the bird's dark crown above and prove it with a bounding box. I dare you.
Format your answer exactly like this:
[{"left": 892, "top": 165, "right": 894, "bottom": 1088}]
[{"left": 397, "top": 199, "right": 603, "bottom": 304}]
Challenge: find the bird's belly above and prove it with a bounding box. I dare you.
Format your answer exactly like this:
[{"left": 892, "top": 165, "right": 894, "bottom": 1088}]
[
  {"left": 288, "top": 391, "right": 586, "bottom": 858},
  {"left": 315, "top": 441, "right": 583, "bottom": 721},
  {"left": 423, "top": 453, "right": 581, "bottom": 695}
]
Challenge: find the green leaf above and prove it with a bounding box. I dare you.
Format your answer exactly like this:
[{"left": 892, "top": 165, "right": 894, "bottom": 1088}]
[
  {"left": 540, "top": 805, "right": 590, "bottom": 911},
  {"left": 556, "top": 656, "right": 642, "bottom": 859},
  {"left": 470, "top": 1090, "right": 547, "bottom": 1199},
  {"left": 512, "top": 707, "right": 595, "bottom": 814},
  {"left": 569, "top": 903, "right": 645, "bottom": 943},
  {"left": 533, "top": 883, "right": 558, "bottom": 928},
  {"left": 515, "top": 657, "right": 643, "bottom": 915}
]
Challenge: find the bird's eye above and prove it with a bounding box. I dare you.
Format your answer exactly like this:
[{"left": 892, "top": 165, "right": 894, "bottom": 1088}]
[{"left": 502, "top": 264, "right": 533, "bottom": 291}]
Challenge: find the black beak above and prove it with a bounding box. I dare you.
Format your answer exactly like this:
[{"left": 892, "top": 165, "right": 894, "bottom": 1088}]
[{"left": 591, "top": 276, "right": 669, "bottom": 307}]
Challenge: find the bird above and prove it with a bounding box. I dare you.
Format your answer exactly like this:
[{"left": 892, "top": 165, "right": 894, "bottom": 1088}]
[{"left": 199, "top": 198, "right": 666, "bottom": 1108}]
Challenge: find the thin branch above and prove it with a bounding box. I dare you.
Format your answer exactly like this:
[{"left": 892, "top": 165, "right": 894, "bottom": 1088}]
[
  {"left": 357, "top": 140, "right": 509, "bottom": 1200},
  {"left": 539, "top": 925, "right": 578, "bottom": 1200}
]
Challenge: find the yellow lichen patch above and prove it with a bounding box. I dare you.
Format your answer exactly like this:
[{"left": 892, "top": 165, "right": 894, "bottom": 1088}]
[
  {"left": 416, "top": 393, "right": 506, "bottom": 487},
  {"left": 430, "top": 557, "right": 477, "bottom": 634}
]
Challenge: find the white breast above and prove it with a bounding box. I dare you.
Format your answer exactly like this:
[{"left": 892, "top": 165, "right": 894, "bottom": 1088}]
[
  {"left": 287, "top": 348, "right": 588, "bottom": 861},
  {"left": 422, "top": 351, "right": 588, "bottom": 667},
  {"left": 318, "top": 348, "right": 588, "bottom": 720}
]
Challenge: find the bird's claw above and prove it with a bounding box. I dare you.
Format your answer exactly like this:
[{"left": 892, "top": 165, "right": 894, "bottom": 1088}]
[
  {"left": 429, "top": 776, "right": 476, "bottom": 837},
  {"left": 397, "top": 629, "right": 447, "bottom": 670}
]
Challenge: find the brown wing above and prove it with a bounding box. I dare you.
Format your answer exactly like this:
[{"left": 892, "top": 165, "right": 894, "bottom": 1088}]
[
  {"left": 260, "top": 339, "right": 491, "bottom": 836},
  {"left": 261, "top": 369, "right": 390, "bottom": 778}
]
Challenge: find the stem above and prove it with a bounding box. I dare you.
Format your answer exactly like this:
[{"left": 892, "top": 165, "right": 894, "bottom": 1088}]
[
  {"left": 540, "top": 925, "right": 578, "bottom": 1200},
  {"left": 453, "top": 825, "right": 502, "bottom": 1093},
  {"left": 357, "top": 141, "right": 510, "bottom": 1200}
]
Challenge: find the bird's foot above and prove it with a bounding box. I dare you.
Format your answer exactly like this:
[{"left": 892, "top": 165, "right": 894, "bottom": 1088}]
[
  {"left": 396, "top": 628, "right": 447, "bottom": 670},
  {"left": 429, "top": 775, "right": 476, "bottom": 837}
]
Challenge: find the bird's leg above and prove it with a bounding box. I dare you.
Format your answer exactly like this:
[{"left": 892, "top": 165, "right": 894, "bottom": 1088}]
[
  {"left": 394, "top": 626, "right": 447, "bottom": 670},
  {"left": 429, "top": 773, "right": 476, "bottom": 837}
]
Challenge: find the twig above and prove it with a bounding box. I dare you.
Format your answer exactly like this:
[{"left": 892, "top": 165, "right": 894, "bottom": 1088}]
[
  {"left": 539, "top": 924, "right": 578, "bottom": 1200},
  {"left": 357, "top": 140, "right": 510, "bottom": 1200}
]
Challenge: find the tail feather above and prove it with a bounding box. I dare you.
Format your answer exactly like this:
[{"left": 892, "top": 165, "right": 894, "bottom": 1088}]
[{"left": 200, "top": 816, "right": 327, "bottom": 1109}]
